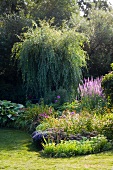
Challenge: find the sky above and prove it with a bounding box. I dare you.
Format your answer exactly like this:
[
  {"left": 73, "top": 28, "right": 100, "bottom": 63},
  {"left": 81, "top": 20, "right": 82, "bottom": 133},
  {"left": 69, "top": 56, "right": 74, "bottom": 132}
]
[{"left": 108, "top": 0, "right": 113, "bottom": 6}]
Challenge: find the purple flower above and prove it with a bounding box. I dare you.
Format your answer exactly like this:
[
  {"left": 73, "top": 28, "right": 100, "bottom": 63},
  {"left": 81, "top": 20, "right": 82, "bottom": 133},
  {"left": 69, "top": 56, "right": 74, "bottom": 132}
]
[
  {"left": 71, "top": 112, "right": 75, "bottom": 115},
  {"left": 55, "top": 100, "right": 58, "bottom": 103},
  {"left": 57, "top": 95, "right": 60, "bottom": 99}
]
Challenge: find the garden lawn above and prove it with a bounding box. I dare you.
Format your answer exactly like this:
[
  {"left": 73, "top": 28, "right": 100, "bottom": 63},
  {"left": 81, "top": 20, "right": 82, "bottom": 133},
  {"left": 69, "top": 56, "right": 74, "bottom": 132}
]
[{"left": 0, "top": 129, "right": 113, "bottom": 170}]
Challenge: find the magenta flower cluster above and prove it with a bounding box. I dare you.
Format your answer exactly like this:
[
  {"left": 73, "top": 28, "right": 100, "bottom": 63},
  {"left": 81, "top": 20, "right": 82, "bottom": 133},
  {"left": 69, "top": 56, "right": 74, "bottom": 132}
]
[
  {"left": 39, "top": 113, "right": 49, "bottom": 118},
  {"left": 79, "top": 77, "right": 104, "bottom": 98}
]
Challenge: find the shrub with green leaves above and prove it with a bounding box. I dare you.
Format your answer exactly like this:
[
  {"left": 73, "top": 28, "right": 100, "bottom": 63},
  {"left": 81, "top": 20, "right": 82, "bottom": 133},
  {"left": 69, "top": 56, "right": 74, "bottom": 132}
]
[
  {"left": 15, "top": 102, "right": 56, "bottom": 132},
  {"left": 0, "top": 100, "right": 24, "bottom": 127},
  {"left": 56, "top": 100, "right": 81, "bottom": 112},
  {"left": 47, "top": 88, "right": 72, "bottom": 109},
  {"left": 102, "top": 66, "right": 113, "bottom": 104},
  {"left": 42, "top": 135, "right": 112, "bottom": 157},
  {"left": 97, "top": 112, "right": 113, "bottom": 140}
]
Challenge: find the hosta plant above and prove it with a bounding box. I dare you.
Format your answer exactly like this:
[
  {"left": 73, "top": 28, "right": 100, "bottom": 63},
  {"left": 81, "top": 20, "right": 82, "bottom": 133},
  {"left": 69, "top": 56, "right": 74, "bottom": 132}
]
[{"left": 0, "top": 100, "right": 24, "bottom": 127}]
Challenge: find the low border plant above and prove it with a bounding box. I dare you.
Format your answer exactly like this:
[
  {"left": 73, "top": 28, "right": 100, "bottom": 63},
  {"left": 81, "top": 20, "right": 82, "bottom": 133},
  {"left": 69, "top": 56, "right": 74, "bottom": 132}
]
[{"left": 41, "top": 135, "right": 112, "bottom": 158}]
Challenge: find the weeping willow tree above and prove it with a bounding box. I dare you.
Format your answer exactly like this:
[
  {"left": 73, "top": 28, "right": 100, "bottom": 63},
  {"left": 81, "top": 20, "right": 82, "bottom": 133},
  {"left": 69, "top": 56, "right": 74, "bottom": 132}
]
[{"left": 12, "top": 21, "right": 87, "bottom": 101}]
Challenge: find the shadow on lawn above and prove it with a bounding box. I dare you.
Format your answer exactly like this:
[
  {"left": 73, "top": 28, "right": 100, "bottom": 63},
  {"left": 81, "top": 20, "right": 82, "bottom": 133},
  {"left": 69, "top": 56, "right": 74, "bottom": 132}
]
[
  {"left": 0, "top": 128, "right": 39, "bottom": 152},
  {"left": 1, "top": 128, "right": 113, "bottom": 158}
]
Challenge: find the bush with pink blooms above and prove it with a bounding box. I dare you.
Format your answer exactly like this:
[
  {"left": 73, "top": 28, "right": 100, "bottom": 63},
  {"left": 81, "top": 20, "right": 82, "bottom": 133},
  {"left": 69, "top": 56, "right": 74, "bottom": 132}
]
[{"left": 79, "top": 77, "right": 107, "bottom": 112}]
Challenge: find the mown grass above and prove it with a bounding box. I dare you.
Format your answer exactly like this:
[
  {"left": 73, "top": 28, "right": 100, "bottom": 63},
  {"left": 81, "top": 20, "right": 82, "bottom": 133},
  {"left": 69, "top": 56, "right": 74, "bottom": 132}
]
[{"left": 0, "top": 129, "right": 113, "bottom": 170}]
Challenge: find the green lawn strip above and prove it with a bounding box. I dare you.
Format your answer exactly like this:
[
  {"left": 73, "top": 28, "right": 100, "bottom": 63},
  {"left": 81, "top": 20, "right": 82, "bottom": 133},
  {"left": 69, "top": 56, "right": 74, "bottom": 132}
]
[{"left": 0, "top": 129, "right": 113, "bottom": 170}]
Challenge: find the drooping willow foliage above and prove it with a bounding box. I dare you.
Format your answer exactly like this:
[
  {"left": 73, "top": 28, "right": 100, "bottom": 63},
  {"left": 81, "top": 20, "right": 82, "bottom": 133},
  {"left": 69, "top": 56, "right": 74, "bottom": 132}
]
[{"left": 12, "top": 21, "right": 87, "bottom": 101}]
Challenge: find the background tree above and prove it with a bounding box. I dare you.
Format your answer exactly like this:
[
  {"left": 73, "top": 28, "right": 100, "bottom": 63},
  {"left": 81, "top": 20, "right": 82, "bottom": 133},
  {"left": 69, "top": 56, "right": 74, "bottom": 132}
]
[
  {"left": 26, "top": 0, "right": 79, "bottom": 25},
  {"left": 69, "top": 9, "right": 113, "bottom": 78},
  {"left": 0, "top": 0, "right": 27, "bottom": 15},
  {"left": 85, "top": 10, "right": 113, "bottom": 77},
  {"left": 77, "top": 0, "right": 112, "bottom": 18},
  {"left": 0, "top": 13, "right": 32, "bottom": 103}
]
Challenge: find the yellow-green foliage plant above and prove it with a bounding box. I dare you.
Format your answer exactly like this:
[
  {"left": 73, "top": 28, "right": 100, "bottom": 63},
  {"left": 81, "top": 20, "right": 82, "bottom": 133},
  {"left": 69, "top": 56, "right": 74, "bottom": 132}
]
[
  {"left": 36, "top": 110, "right": 96, "bottom": 135},
  {"left": 42, "top": 135, "right": 112, "bottom": 158},
  {"left": 36, "top": 109, "right": 113, "bottom": 140}
]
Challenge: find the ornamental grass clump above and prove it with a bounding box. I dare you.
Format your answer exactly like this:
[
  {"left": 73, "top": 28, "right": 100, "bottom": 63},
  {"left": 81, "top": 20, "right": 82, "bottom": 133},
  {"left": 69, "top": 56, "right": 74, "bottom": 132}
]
[{"left": 79, "top": 77, "right": 106, "bottom": 111}]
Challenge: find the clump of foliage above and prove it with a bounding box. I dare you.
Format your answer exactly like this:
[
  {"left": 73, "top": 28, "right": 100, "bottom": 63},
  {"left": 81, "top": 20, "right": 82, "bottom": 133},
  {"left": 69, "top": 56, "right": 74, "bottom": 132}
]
[
  {"left": 15, "top": 101, "right": 56, "bottom": 132},
  {"left": 57, "top": 99, "right": 80, "bottom": 112},
  {"left": 36, "top": 111, "right": 95, "bottom": 135},
  {"left": 42, "top": 135, "right": 112, "bottom": 157},
  {"left": 0, "top": 100, "right": 24, "bottom": 127},
  {"left": 102, "top": 64, "right": 113, "bottom": 104},
  {"left": 99, "top": 112, "right": 113, "bottom": 140},
  {"left": 44, "top": 87, "right": 71, "bottom": 108},
  {"left": 12, "top": 20, "right": 87, "bottom": 103},
  {"left": 79, "top": 77, "right": 106, "bottom": 112},
  {"left": 28, "top": 0, "right": 79, "bottom": 26},
  {"left": 36, "top": 108, "right": 113, "bottom": 140}
]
